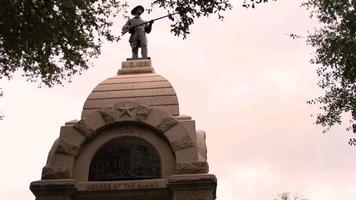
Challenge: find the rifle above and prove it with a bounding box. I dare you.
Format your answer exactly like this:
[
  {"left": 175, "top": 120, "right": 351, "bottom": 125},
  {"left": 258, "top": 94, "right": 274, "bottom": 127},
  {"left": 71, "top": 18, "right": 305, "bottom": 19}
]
[{"left": 122, "top": 12, "right": 177, "bottom": 36}]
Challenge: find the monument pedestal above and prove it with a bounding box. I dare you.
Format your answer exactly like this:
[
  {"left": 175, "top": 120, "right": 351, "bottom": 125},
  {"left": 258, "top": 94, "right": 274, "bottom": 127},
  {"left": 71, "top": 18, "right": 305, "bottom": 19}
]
[{"left": 30, "top": 59, "right": 217, "bottom": 200}]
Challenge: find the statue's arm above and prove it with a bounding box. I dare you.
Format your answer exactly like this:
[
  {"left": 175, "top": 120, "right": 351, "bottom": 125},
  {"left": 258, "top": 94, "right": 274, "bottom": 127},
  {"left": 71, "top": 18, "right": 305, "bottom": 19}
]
[
  {"left": 122, "top": 19, "right": 132, "bottom": 33},
  {"left": 145, "top": 20, "right": 154, "bottom": 33}
]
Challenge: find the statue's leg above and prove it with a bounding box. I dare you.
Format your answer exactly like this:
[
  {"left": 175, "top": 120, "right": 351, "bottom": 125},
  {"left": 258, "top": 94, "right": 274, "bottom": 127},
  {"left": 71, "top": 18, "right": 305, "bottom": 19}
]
[
  {"left": 141, "top": 43, "right": 148, "bottom": 58},
  {"left": 131, "top": 42, "right": 138, "bottom": 59}
]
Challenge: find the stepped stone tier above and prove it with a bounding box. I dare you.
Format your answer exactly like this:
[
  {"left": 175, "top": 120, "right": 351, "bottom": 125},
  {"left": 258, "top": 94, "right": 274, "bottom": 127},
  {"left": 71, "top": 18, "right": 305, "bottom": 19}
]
[
  {"left": 82, "top": 60, "right": 179, "bottom": 118},
  {"left": 30, "top": 59, "right": 217, "bottom": 200}
]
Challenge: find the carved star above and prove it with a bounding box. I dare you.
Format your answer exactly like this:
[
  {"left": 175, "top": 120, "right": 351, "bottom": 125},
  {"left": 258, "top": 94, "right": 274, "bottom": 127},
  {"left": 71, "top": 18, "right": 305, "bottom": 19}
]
[{"left": 116, "top": 104, "right": 136, "bottom": 118}]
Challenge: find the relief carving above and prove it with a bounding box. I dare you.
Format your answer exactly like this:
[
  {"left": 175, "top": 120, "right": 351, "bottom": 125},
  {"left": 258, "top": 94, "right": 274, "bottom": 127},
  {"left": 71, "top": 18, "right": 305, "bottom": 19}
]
[
  {"left": 115, "top": 104, "right": 136, "bottom": 119},
  {"left": 99, "top": 107, "right": 116, "bottom": 123},
  {"left": 171, "top": 135, "right": 195, "bottom": 152},
  {"left": 135, "top": 105, "right": 153, "bottom": 121},
  {"left": 89, "top": 137, "right": 161, "bottom": 181},
  {"left": 55, "top": 139, "right": 81, "bottom": 157},
  {"left": 156, "top": 117, "right": 178, "bottom": 132},
  {"left": 74, "top": 120, "right": 95, "bottom": 138}
]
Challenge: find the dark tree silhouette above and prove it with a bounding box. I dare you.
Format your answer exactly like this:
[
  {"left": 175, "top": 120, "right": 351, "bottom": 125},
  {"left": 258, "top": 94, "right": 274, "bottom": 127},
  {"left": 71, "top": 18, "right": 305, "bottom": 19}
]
[
  {"left": 0, "top": 0, "right": 231, "bottom": 87},
  {"left": 302, "top": 0, "right": 356, "bottom": 143}
]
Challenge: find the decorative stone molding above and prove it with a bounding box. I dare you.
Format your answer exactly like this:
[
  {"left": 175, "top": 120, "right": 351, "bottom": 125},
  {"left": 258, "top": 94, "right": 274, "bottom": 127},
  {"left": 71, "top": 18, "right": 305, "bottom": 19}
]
[{"left": 41, "top": 100, "right": 201, "bottom": 180}]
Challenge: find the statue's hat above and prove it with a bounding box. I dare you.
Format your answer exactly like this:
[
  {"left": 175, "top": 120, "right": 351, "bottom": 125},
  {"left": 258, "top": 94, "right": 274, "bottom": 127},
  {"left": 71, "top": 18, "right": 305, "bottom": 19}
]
[{"left": 131, "top": 5, "right": 144, "bottom": 15}]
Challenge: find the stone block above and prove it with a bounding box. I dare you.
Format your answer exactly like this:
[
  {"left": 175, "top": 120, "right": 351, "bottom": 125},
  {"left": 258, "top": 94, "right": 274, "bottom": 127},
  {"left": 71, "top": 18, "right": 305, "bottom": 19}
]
[
  {"left": 196, "top": 130, "right": 207, "bottom": 161},
  {"left": 73, "top": 119, "right": 95, "bottom": 138},
  {"left": 144, "top": 109, "right": 173, "bottom": 131},
  {"left": 178, "top": 119, "right": 196, "bottom": 141},
  {"left": 30, "top": 179, "right": 76, "bottom": 199},
  {"left": 172, "top": 190, "right": 214, "bottom": 200},
  {"left": 118, "top": 67, "right": 154, "bottom": 74},
  {"left": 175, "top": 147, "right": 198, "bottom": 162},
  {"left": 121, "top": 59, "right": 152, "bottom": 68},
  {"left": 175, "top": 161, "right": 209, "bottom": 174},
  {"left": 41, "top": 166, "right": 73, "bottom": 179},
  {"left": 50, "top": 154, "right": 75, "bottom": 169},
  {"left": 55, "top": 139, "right": 81, "bottom": 157},
  {"left": 88, "top": 88, "right": 176, "bottom": 99},
  {"left": 59, "top": 126, "right": 86, "bottom": 150},
  {"left": 168, "top": 174, "right": 217, "bottom": 200}
]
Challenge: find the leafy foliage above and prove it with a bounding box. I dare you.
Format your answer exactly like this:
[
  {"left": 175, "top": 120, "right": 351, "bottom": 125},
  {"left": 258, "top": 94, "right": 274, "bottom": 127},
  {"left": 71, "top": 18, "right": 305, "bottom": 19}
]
[
  {"left": 302, "top": 0, "right": 356, "bottom": 142},
  {"left": 0, "top": 0, "right": 233, "bottom": 87},
  {"left": 0, "top": 88, "right": 3, "bottom": 120},
  {"left": 151, "top": 0, "right": 232, "bottom": 38},
  {"left": 0, "top": 0, "right": 126, "bottom": 87},
  {"left": 242, "top": 0, "right": 277, "bottom": 9},
  {"left": 274, "top": 192, "right": 309, "bottom": 200}
]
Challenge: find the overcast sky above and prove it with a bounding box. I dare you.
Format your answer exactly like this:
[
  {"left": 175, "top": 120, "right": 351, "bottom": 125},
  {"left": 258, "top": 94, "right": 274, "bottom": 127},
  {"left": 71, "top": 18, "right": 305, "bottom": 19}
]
[{"left": 1, "top": 0, "right": 355, "bottom": 200}]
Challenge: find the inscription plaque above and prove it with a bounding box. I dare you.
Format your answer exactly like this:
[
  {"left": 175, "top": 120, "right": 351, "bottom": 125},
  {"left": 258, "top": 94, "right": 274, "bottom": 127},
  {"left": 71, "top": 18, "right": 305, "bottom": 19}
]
[{"left": 89, "top": 137, "right": 161, "bottom": 181}]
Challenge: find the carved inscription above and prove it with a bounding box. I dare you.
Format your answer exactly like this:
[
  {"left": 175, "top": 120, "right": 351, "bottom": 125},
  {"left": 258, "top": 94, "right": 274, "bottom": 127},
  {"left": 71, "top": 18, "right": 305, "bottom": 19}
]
[
  {"left": 85, "top": 181, "right": 160, "bottom": 191},
  {"left": 89, "top": 137, "right": 161, "bottom": 181}
]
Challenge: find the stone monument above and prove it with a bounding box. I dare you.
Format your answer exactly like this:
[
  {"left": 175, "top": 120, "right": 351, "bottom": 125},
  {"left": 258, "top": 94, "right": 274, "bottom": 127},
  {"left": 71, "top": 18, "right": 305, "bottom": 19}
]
[{"left": 30, "top": 59, "right": 217, "bottom": 200}]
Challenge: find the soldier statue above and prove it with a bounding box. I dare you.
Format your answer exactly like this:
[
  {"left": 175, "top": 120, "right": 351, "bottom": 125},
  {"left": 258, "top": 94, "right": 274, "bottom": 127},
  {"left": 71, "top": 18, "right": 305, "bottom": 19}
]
[{"left": 122, "top": 5, "right": 154, "bottom": 59}]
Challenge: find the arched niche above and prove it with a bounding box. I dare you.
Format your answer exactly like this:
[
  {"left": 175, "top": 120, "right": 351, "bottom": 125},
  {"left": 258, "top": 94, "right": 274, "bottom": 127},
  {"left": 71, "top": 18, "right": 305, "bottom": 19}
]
[
  {"left": 74, "top": 124, "right": 175, "bottom": 181},
  {"left": 88, "top": 136, "right": 161, "bottom": 181}
]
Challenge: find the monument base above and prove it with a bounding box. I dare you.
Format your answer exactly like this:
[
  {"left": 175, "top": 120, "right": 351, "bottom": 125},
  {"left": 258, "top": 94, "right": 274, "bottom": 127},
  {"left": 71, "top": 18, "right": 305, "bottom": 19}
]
[
  {"left": 118, "top": 59, "right": 154, "bottom": 75},
  {"left": 30, "top": 174, "right": 216, "bottom": 200}
]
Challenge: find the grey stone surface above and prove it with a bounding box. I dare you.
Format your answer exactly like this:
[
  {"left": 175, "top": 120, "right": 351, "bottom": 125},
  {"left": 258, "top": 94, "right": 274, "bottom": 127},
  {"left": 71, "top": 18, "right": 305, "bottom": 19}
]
[
  {"left": 41, "top": 166, "right": 73, "bottom": 179},
  {"left": 82, "top": 70, "right": 179, "bottom": 118},
  {"left": 74, "top": 125, "right": 175, "bottom": 181},
  {"left": 196, "top": 130, "right": 208, "bottom": 161},
  {"left": 175, "top": 161, "right": 209, "bottom": 174},
  {"left": 168, "top": 174, "right": 217, "bottom": 200},
  {"left": 32, "top": 59, "right": 217, "bottom": 199}
]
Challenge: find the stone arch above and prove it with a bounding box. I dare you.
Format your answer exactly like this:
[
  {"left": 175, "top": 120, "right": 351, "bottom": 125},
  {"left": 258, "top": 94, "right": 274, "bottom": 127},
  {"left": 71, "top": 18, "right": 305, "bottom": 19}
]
[
  {"left": 73, "top": 124, "right": 175, "bottom": 181},
  {"left": 88, "top": 136, "right": 161, "bottom": 181},
  {"left": 41, "top": 101, "right": 207, "bottom": 180}
]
